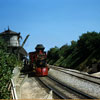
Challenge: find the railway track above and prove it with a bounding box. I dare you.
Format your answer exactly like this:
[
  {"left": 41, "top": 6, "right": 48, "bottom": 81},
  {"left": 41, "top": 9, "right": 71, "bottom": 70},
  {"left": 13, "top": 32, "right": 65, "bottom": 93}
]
[
  {"left": 38, "top": 75, "right": 96, "bottom": 99},
  {"left": 48, "top": 65, "right": 100, "bottom": 84},
  {"left": 11, "top": 65, "right": 100, "bottom": 99},
  {"left": 47, "top": 65, "right": 100, "bottom": 98}
]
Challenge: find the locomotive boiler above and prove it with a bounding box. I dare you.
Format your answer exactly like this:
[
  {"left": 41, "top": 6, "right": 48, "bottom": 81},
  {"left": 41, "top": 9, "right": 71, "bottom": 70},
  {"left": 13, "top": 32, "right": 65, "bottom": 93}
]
[{"left": 29, "top": 44, "right": 48, "bottom": 76}]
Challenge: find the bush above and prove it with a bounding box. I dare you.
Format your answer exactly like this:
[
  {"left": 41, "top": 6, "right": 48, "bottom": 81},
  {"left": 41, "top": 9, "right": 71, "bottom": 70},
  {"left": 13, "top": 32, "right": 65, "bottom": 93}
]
[{"left": 0, "top": 38, "right": 20, "bottom": 99}]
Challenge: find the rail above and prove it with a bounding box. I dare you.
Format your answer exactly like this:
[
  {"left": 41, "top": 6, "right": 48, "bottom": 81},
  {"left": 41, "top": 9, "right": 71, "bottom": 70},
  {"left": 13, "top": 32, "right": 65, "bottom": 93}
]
[
  {"left": 38, "top": 75, "right": 97, "bottom": 99},
  {"left": 48, "top": 75, "right": 96, "bottom": 99},
  {"left": 48, "top": 65, "right": 100, "bottom": 84},
  {"left": 37, "top": 77, "right": 69, "bottom": 99},
  {"left": 48, "top": 65, "right": 100, "bottom": 98}
]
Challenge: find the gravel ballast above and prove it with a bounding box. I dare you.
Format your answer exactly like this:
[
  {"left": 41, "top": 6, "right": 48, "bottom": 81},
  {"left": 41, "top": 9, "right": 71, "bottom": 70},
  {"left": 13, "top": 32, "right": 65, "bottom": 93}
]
[{"left": 48, "top": 68, "right": 100, "bottom": 98}]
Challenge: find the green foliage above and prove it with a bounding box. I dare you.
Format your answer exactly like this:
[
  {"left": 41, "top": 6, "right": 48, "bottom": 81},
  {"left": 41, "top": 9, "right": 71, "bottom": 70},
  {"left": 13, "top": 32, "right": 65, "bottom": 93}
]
[
  {"left": 77, "top": 31, "right": 100, "bottom": 52},
  {"left": 47, "top": 46, "right": 59, "bottom": 64},
  {"left": 0, "top": 38, "right": 20, "bottom": 99},
  {"left": 0, "top": 38, "right": 7, "bottom": 51},
  {"left": 47, "top": 31, "right": 100, "bottom": 71}
]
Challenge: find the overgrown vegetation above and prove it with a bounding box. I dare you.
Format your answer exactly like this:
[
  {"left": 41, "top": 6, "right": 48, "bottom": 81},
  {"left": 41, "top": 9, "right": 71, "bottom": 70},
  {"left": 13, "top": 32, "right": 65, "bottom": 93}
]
[
  {"left": 0, "top": 38, "right": 20, "bottom": 99},
  {"left": 47, "top": 31, "right": 100, "bottom": 71}
]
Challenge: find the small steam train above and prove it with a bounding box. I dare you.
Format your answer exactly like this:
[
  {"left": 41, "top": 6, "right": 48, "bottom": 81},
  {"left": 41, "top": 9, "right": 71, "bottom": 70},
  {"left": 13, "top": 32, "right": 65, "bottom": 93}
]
[{"left": 29, "top": 44, "right": 48, "bottom": 76}]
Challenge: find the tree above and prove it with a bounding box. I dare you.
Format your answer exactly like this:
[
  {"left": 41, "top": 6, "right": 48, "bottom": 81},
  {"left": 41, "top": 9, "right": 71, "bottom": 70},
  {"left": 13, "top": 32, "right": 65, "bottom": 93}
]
[
  {"left": 47, "top": 31, "right": 100, "bottom": 71},
  {"left": 47, "top": 46, "right": 59, "bottom": 64}
]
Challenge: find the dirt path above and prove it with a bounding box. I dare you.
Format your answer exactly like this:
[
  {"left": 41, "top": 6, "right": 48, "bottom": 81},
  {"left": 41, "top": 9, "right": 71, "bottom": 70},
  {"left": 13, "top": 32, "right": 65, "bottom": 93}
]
[{"left": 20, "top": 77, "right": 52, "bottom": 99}]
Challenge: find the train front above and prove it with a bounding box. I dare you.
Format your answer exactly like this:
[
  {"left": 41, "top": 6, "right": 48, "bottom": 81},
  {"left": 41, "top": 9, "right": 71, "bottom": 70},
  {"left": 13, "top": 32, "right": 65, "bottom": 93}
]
[
  {"left": 35, "top": 44, "right": 48, "bottom": 76},
  {"left": 29, "top": 44, "right": 48, "bottom": 76}
]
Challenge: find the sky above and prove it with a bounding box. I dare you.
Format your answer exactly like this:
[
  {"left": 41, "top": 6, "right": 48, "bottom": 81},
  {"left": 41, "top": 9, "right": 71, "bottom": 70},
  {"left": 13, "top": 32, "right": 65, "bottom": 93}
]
[{"left": 0, "top": 0, "right": 100, "bottom": 52}]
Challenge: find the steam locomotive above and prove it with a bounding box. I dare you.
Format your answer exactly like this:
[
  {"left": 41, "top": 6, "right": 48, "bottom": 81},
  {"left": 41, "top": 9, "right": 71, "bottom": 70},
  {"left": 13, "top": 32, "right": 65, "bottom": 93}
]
[{"left": 29, "top": 44, "right": 48, "bottom": 76}]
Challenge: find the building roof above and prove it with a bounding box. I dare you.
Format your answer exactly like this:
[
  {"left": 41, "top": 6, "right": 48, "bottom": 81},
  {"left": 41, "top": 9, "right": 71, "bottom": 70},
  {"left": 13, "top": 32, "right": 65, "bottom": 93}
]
[
  {"left": 0, "top": 27, "right": 20, "bottom": 35},
  {"left": 8, "top": 46, "right": 27, "bottom": 56}
]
